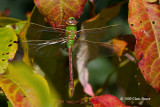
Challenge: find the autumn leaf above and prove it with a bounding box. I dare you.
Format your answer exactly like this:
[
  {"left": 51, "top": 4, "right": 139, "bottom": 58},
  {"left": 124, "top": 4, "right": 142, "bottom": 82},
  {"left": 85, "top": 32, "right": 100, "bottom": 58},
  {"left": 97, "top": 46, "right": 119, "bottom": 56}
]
[
  {"left": 113, "top": 39, "right": 128, "bottom": 58},
  {"left": 90, "top": 94, "right": 130, "bottom": 107},
  {"left": 0, "top": 62, "right": 55, "bottom": 107},
  {"left": 34, "top": 0, "right": 87, "bottom": 28},
  {"left": 76, "top": 43, "right": 95, "bottom": 96},
  {"left": 128, "top": 0, "right": 160, "bottom": 92}
]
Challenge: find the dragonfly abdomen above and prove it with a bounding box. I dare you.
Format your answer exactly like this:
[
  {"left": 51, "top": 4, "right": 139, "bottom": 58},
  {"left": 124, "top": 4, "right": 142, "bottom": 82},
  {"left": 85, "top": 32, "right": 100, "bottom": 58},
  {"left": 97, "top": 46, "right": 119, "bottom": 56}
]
[{"left": 65, "top": 25, "right": 77, "bottom": 49}]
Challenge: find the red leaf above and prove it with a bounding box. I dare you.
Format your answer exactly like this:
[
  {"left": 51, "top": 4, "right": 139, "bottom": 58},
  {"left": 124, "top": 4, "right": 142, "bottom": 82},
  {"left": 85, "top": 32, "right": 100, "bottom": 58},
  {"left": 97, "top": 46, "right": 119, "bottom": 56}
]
[
  {"left": 128, "top": 0, "right": 160, "bottom": 91},
  {"left": 34, "top": 0, "right": 87, "bottom": 28},
  {"left": 90, "top": 94, "right": 130, "bottom": 107}
]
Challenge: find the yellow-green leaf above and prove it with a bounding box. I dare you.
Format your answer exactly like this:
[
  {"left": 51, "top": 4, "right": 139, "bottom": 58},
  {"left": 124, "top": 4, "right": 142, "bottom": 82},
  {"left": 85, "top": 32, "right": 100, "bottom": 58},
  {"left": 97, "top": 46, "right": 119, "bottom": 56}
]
[
  {"left": 0, "top": 28, "right": 18, "bottom": 74},
  {"left": 0, "top": 62, "right": 55, "bottom": 107},
  {"left": 6, "top": 21, "right": 26, "bottom": 35}
]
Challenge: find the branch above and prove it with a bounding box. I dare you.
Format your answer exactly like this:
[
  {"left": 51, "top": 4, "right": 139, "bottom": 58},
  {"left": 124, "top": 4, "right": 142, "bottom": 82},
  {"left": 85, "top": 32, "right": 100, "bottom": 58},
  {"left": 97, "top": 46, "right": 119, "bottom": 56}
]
[{"left": 58, "top": 100, "right": 92, "bottom": 105}]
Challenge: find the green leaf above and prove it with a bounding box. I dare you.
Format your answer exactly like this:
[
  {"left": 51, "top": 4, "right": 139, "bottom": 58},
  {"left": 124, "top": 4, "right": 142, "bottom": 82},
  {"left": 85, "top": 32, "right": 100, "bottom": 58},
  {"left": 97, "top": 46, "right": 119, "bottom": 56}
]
[
  {"left": 6, "top": 21, "right": 26, "bottom": 35},
  {"left": 14, "top": 21, "right": 26, "bottom": 34},
  {"left": 7, "top": 101, "right": 13, "bottom": 107},
  {"left": 0, "top": 62, "right": 56, "bottom": 107},
  {"left": 0, "top": 27, "right": 18, "bottom": 74}
]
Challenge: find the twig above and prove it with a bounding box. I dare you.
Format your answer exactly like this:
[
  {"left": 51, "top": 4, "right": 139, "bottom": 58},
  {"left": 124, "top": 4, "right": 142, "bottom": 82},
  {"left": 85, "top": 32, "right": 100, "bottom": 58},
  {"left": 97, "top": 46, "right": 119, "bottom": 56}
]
[{"left": 58, "top": 100, "right": 92, "bottom": 105}]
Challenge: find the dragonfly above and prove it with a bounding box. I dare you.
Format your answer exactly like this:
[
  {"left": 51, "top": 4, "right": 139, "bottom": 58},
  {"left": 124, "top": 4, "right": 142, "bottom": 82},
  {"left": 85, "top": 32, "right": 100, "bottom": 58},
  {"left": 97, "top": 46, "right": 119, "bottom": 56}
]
[{"left": 22, "top": 17, "right": 124, "bottom": 96}]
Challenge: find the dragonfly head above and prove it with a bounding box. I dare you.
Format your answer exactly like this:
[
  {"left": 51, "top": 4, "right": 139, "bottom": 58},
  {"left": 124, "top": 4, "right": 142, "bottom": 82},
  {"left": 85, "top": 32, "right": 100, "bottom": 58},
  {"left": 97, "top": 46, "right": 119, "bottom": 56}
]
[{"left": 66, "top": 17, "right": 77, "bottom": 25}]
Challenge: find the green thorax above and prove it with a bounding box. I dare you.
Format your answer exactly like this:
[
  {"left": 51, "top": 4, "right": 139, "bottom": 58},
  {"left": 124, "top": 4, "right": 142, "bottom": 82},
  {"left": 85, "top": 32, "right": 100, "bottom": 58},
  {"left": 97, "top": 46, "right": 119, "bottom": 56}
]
[{"left": 65, "top": 25, "right": 77, "bottom": 48}]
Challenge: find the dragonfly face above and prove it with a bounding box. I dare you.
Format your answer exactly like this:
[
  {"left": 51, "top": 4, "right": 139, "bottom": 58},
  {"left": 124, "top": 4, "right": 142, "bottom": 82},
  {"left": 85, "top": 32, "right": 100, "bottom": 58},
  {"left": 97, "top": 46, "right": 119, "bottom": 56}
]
[{"left": 66, "top": 17, "right": 77, "bottom": 26}]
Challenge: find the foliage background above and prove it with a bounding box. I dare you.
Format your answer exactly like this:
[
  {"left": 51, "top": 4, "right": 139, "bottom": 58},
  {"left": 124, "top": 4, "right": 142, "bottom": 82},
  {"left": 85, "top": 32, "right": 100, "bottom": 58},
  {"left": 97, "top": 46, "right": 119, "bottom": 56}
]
[{"left": 0, "top": 0, "right": 159, "bottom": 107}]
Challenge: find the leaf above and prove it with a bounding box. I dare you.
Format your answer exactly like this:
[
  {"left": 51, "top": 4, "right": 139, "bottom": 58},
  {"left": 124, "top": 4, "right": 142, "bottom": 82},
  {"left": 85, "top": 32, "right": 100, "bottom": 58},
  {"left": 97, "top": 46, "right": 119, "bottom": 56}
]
[
  {"left": 7, "top": 101, "right": 13, "bottom": 107},
  {"left": 113, "top": 39, "right": 128, "bottom": 58},
  {"left": 82, "top": 1, "right": 126, "bottom": 29},
  {"left": 11, "top": 21, "right": 26, "bottom": 35},
  {"left": 5, "top": 21, "right": 26, "bottom": 35},
  {"left": 76, "top": 43, "right": 95, "bottom": 96},
  {"left": 0, "top": 28, "right": 18, "bottom": 74},
  {"left": 90, "top": 94, "right": 130, "bottom": 107},
  {"left": 128, "top": 0, "right": 160, "bottom": 92},
  {"left": 0, "top": 17, "right": 25, "bottom": 35},
  {"left": 0, "top": 17, "right": 21, "bottom": 27},
  {"left": 34, "top": 0, "right": 87, "bottom": 28},
  {"left": 0, "top": 62, "right": 55, "bottom": 107}
]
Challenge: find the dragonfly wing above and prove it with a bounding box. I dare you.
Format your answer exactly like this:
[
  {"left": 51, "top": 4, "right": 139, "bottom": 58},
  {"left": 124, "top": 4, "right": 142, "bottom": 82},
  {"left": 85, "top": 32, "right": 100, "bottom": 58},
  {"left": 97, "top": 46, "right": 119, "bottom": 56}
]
[
  {"left": 73, "top": 39, "right": 119, "bottom": 61},
  {"left": 25, "top": 21, "right": 66, "bottom": 40},
  {"left": 21, "top": 38, "right": 67, "bottom": 57},
  {"left": 28, "top": 22, "right": 66, "bottom": 33},
  {"left": 77, "top": 25, "right": 125, "bottom": 42}
]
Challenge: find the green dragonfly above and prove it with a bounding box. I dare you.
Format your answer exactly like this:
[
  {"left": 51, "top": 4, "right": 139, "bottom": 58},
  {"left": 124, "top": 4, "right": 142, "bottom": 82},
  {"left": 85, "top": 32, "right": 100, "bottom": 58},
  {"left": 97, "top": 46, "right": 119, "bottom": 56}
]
[{"left": 22, "top": 17, "right": 124, "bottom": 96}]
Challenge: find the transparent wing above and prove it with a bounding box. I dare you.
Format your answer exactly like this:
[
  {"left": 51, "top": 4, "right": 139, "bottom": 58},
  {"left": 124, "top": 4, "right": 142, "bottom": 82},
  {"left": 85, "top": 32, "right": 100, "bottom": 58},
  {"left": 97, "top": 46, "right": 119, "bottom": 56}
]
[
  {"left": 26, "top": 22, "right": 124, "bottom": 42},
  {"left": 27, "top": 22, "right": 66, "bottom": 33},
  {"left": 73, "top": 39, "right": 119, "bottom": 61},
  {"left": 72, "top": 25, "right": 124, "bottom": 60},
  {"left": 22, "top": 22, "right": 124, "bottom": 58},
  {"left": 25, "top": 22, "right": 66, "bottom": 40},
  {"left": 21, "top": 38, "right": 67, "bottom": 57},
  {"left": 21, "top": 21, "right": 68, "bottom": 57},
  {"left": 77, "top": 25, "right": 125, "bottom": 42}
]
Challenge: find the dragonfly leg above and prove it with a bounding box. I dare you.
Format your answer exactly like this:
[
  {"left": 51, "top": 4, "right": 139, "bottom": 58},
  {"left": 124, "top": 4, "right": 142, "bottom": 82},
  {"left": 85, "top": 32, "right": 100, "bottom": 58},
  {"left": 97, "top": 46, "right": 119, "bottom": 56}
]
[
  {"left": 60, "top": 40, "right": 66, "bottom": 45},
  {"left": 49, "top": 19, "right": 57, "bottom": 28},
  {"left": 59, "top": 33, "right": 65, "bottom": 38},
  {"left": 36, "top": 43, "right": 50, "bottom": 52},
  {"left": 61, "top": 8, "right": 65, "bottom": 26},
  {"left": 35, "top": 41, "right": 60, "bottom": 52}
]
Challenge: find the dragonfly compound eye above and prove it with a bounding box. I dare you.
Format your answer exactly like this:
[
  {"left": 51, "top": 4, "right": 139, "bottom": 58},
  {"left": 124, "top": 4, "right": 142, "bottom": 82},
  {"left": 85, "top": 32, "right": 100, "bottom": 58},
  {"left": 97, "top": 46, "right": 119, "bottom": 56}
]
[
  {"left": 69, "top": 17, "right": 75, "bottom": 20},
  {"left": 66, "top": 17, "right": 77, "bottom": 25}
]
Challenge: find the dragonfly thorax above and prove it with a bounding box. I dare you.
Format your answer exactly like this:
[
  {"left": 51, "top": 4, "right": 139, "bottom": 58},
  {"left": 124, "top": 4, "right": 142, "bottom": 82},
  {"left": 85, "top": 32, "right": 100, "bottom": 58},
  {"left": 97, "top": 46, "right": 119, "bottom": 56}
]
[{"left": 65, "top": 20, "right": 77, "bottom": 48}]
